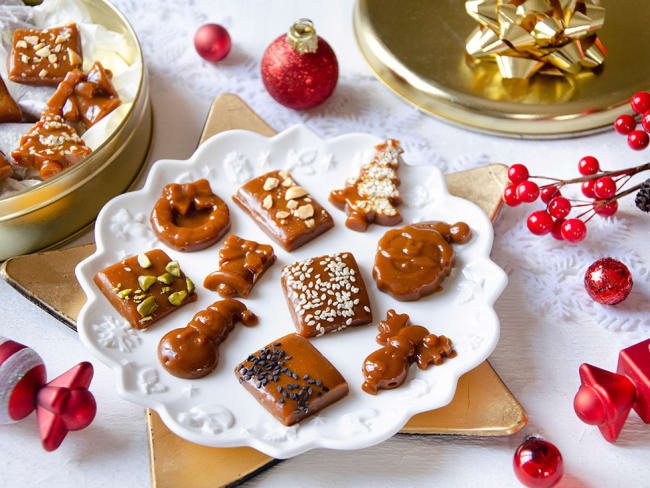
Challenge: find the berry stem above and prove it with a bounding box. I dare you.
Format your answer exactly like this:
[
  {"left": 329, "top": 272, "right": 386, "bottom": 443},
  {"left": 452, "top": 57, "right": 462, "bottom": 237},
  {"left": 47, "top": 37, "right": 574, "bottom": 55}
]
[{"left": 530, "top": 161, "right": 650, "bottom": 186}]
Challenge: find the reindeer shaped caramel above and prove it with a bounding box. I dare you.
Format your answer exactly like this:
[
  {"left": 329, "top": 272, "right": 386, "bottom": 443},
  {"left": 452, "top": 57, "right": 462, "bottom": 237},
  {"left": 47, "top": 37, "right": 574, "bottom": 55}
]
[
  {"left": 158, "top": 299, "right": 257, "bottom": 379},
  {"left": 362, "top": 309, "right": 455, "bottom": 394}
]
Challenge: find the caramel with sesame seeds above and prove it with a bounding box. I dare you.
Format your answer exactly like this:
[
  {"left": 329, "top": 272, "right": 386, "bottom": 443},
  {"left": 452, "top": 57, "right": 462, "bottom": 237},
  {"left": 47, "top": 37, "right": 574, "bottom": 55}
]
[
  {"left": 8, "top": 24, "right": 82, "bottom": 86},
  {"left": 233, "top": 169, "right": 334, "bottom": 251},
  {"left": 235, "top": 333, "right": 348, "bottom": 426},
  {"left": 159, "top": 299, "right": 257, "bottom": 379},
  {"left": 329, "top": 139, "right": 403, "bottom": 232},
  {"left": 203, "top": 234, "right": 276, "bottom": 298},
  {"left": 93, "top": 249, "right": 197, "bottom": 329},
  {"left": 281, "top": 252, "right": 372, "bottom": 338}
]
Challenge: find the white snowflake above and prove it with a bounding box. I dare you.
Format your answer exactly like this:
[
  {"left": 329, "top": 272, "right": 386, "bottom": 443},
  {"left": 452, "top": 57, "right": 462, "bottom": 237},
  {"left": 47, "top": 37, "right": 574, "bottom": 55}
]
[
  {"left": 285, "top": 147, "right": 319, "bottom": 176},
  {"left": 223, "top": 151, "right": 253, "bottom": 184},
  {"left": 92, "top": 315, "right": 141, "bottom": 353},
  {"left": 108, "top": 208, "right": 157, "bottom": 247}
]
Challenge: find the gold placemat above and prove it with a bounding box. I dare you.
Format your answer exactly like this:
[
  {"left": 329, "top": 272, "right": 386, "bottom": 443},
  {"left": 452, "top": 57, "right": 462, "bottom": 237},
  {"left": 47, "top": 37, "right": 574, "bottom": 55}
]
[{"left": 1, "top": 94, "right": 526, "bottom": 488}]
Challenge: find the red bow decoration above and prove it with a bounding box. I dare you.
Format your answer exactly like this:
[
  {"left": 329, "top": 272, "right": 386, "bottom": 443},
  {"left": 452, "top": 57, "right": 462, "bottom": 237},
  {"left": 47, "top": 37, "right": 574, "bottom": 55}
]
[
  {"left": 574, "top": 338, "right": 650, "bottom": 442},
  {"left": 0, "top": 337, "right": 96, "bottom": 451}
]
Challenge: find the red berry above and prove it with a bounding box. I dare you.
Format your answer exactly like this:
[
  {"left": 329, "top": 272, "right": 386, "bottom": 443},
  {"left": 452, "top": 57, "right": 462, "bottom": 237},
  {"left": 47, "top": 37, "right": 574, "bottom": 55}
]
[
  {"left": 628, "top": 130, "right": 649, "bottom": 150},
  {"left": 527, "top": 211, "right": 554, "bottom": 235},
  {"left": 516, "top": 180, "right": 539, "bottom": 203},
  {"left": 581, "top": 180, "right": 596, "bottom": 198},
  {"left": 508, "top": 164, "right": 529, "bottom": 184},
  {"left": 594, "top": 177, "right": 616, "bottom": 199},
  {"left": 561, "top": 219, "right": 587, "bottom": 243},
  {"left": 551, "top": 219, "right": 564, "bottom": 241},
  {"left": 594, "top": 200, "right": 618, "bottom": 216},
  {"left": 513, "top": 437, "right": 564, "bottom": 488},
  {"left": 540, "top": 186, "right": 560, "bottom": 204},
  {"left": 577, "top": 156, "right": 600, "bottom": 175},
  {"left": 548, "top": 197, "right": 571, "bottom": 219},
  {"left": 503, "top": 184, "right": 520, "bottom": 206},
  {"left": 631, "top": 91, "right": 650, "bottom": 114},
  {"left": 613, "top": 115, "right": 636, "bottom": 135},
  {"left": 642, "top": 111, "right": 650, "bottom": 132}
]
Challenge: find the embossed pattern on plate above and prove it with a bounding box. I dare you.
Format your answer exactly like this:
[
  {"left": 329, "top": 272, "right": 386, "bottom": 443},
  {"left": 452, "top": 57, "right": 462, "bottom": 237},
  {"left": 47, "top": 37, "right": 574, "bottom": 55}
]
[{"left": 75, "top": 125, "right": 507, "bottom": 458}]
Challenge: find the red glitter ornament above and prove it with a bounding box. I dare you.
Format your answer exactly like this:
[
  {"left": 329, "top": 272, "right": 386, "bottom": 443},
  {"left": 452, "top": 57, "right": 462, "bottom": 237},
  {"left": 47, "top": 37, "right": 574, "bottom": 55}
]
[
  {"left": 513, "top": 437, "right": 563, "bottom": 487},
  {"left": 261, "top": 19, "right": 338, "bottom": 110},
  {"left": 584, "top": 258, "right": 633, "bottom": 305},
  {"left": 194, "top": 24, "right": 231, "bottom": 62}
]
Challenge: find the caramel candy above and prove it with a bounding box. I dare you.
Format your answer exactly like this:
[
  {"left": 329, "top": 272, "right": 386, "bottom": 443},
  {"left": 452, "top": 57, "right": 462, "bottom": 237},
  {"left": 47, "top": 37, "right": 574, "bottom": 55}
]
[
  {"left": 8, "top": 24, "right": 83, "bottom": 86},
  {"left": 362, "top": 310, "right": 455, "bottom": 395},
  {"left": 0, "top": 151, "right": 13, "bottom": 182},
  {"left": 281, "top": 252, "right": 372, "bottom": 338},
  {"left": 203, "top": 235, "right": 276, "bottom": 298},
  {"left": 329, "top": 139, "right": 403, "bottom": 232},
  {"left": 373, "top": 221, "right": 471, "bottom": 302},
  {"left": 233, "top": 169, "right": 334, "bottom": 251},
  {"left": 150, "top": 179, "right": 231, "bottom": 252},
  {"left": 159, "top": 299, "right": 257, "bottom": 379},
  {"left": 0, "top": 77, "right": 21, "bottom": 123},
  {"left": 11, "top": 112, "right": 91, "bottom": 179},
  {"left": 235, "top": 333, "right": 348, "bottom": 426},
  {"left": 47, "top": 62, "right": 121, "bottom": 127},
  {"left": 93, "top": 249, "right": 197, "bottom": 329}
]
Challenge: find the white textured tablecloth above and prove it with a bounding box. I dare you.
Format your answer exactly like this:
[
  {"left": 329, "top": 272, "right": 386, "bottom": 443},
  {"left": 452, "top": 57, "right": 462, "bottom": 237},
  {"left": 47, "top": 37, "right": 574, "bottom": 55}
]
[{"left": 2, "top": 1, "right": 649, "bottom": 486}]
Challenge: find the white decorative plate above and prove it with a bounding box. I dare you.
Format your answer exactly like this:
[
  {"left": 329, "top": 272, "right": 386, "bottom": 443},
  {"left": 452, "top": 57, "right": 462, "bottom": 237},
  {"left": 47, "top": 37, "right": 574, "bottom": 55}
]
[{"left": 76, "top": 125, "right": 507, "bottom": 458}]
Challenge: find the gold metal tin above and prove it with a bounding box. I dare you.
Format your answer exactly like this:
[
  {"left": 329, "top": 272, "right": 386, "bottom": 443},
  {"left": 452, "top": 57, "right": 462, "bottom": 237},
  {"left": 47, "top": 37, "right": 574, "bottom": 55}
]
[
  {"left": 0, "top": 0, "right": 152, "bottom": 260},
  {"left": 353, "top": 0, "right": 650, "bottom": 138}
]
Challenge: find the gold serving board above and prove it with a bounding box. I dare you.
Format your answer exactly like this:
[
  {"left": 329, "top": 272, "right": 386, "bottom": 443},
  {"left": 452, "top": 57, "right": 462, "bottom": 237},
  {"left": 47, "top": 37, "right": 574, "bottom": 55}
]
[{"left": 1, "top": 94, "right": 526, "bottom": 488}]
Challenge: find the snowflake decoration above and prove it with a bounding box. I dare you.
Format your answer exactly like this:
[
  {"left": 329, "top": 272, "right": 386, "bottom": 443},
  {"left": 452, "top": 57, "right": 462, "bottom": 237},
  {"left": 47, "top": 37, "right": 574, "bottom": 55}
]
[
  {"left": 137, "top": 368, "right": 168, "bottom": 395},
  {"left": 92, "top": 315, "right": 141, "bottom": 353}
]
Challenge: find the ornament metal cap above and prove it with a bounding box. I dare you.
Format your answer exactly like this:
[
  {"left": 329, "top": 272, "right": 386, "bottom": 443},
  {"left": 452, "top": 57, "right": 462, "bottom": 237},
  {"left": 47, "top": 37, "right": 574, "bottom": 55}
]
[{"left": 286, "top": 18, "right": 318, "bottom": 54}]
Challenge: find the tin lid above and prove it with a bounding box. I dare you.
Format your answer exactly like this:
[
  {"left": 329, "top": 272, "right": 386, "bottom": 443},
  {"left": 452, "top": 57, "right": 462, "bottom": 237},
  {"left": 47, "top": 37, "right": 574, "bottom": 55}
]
[{"left": 353, "top": 0, "right": 650, "bottom": 138}]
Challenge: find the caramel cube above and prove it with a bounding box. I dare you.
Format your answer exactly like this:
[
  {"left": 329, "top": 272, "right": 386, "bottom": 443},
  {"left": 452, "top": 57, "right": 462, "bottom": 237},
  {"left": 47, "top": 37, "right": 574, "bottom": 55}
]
[
  {"left": 0, "top": 77, "right": 21, "bottom": 123},
  {"left": 93, "top": 249, "right": 197, "bottom": 329},
  {"left": 8, "top": 24, "right": 83, "bottom": 86},
  {"left": 235, "top": 333, "right": 348, "bottom": 426},
  {"left": 281, "top": 252, "right": 373, "bottom": 338}
]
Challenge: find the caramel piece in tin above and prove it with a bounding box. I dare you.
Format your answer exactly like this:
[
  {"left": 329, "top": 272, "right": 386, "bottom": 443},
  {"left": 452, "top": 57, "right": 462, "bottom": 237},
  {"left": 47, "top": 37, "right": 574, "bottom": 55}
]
[
  {"left": 362, "top": 309, "right": 455, "bottom": 395},
  {"left": 329, "top": 139, "right": 403, "bottom": 232},
  {"left": 235, "top": 333, "right": 348, "bottom": 426},
  {"left": 47, "top": 62, "right": 121, "bottom": 127},
  {"left": 233, "top": 169, "right": 334, "bottom": 251},
  {"left": 159, "top": 299, "right": 257, "bottom": 379},
  {"left": 0, "top": 76, "right": 21, "bottom": 123},
  {"left": 150, "top": 179, "right": 231, "bottom": 252},
  {"left": 281, "top": 252, "right": 372, "bottom": 338},
  {"left": 8, "top": 24, "right": 82, "bottom": 86},
  {"left": 93, "top": 249, "right": 197, "bottom": 329},
  {"left": 0, "top": 151, "right": 13, "bottom": 182},
  {"left": 11, "top": 112, "right": 91, "bottom": 180},
  {"left": 203, "top": 235, "right": 276, "bottom": 298},
  {"left": 373, "top": 221, "right": 471, "bottom": 301}
]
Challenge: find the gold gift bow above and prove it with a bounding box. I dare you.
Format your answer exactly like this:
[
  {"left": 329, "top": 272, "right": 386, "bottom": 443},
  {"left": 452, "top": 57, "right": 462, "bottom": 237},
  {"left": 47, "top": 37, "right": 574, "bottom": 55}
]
[{"left": 465, "top": 0, "right": 606, "bottom": 79}]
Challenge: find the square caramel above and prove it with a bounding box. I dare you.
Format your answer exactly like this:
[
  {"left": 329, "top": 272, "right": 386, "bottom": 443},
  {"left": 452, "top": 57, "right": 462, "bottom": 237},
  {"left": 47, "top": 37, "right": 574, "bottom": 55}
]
[
  {"left": 232, "top": 170, "right": 334, "bottom": 251},
  {"left": 281, "top": 252, "right": 373, "bottom": 338},
  {"left": 235, "top": 333, "right": 348, "bottom": 426},
  {"left": 8, "top": 23, "right": 82, "bottom": 86},
  {"left": 93, "top": 249, "right": 197, "bottom": 329},
  {"left": 0, "top": 76, "right": 21, "bottom": 123}
]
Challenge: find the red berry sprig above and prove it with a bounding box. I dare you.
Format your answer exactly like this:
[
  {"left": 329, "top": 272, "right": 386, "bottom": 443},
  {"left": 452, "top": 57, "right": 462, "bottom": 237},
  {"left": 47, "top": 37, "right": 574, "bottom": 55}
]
[
  {"left": 504, "top": 158, "right": 650, "bottom": 243},
  {"left": 614, "top": 91, "right": 650, "bottom": 150}
]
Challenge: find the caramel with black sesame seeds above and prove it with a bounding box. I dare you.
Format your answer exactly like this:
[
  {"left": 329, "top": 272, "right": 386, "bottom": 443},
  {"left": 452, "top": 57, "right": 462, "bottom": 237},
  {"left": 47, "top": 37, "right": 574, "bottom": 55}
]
[{"left": 235, "top": 333, "right": 348, "bottom": 426}]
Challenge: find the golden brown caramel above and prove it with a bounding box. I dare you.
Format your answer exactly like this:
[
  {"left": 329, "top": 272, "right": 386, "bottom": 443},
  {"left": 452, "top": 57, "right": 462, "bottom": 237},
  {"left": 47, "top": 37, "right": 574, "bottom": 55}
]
[{"left": 0, "top": 76, "right": 21, "bottom": 123}]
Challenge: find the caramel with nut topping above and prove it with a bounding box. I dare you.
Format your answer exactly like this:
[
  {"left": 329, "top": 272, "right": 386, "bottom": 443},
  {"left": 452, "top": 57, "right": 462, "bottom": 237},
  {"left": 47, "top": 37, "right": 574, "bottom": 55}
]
[
  {"left": 151, "top": 179, "right": 230, "bottom": 252},
  {"left": 0, "top": 76, "right": 21, "bottom": 123},
  {"left": 233, "top": 169, "right": 334, "bottom": 251},
  {"left": 47, "top": 62, "right": 121, "bottom": 127},
  {"left": 362, "top": 309, "right": 455, "bottom": 394},
  {"left": 203, "top": 235, "right": 276, "bottom": 298},
  {"left": 93, "top": 249, "right": 197, "bottom": 329},
  {"left": 8, "top": 24, "right": 82, "bottom": 86},
  {"left": 329, "top": 139, "right": 403, "bottom": 232},
  {"left": 373, "top": 221, "right": 471, "bottom": 302},
  {"left": 159, "top": 299, "right": 257, "bottom": 379},
  {"left": 11, "top": 112, "right": 91, "bottom": 179}
]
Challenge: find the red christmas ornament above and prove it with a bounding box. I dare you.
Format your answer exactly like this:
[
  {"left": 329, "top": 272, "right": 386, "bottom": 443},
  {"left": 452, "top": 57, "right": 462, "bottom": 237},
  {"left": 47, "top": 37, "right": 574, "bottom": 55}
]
[
  {"left": 513, "top": 437, "right": 563, "bottom": 488},
  {"left": 574, "top": 338, "right": 650, "bottom": 442},
  {"left": 584, "top": 257, "right": 633, "bottom": 305},
  {"left": 194, "top": 23, "right": 231, "bottom": 62},
  {"left": 0, "top": 337, "right": 96, "bottom": 451},
  {"left": 261, "top": 18, "right": 338, "bottom": 110}
]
